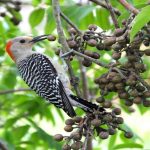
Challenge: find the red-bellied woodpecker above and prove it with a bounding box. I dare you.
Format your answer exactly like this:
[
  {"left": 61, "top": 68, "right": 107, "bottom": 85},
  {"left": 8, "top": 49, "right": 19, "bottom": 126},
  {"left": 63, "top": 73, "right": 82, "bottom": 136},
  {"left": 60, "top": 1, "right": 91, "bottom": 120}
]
[{"left": 5, "top": 35, "right": 104, "bottom": 117}]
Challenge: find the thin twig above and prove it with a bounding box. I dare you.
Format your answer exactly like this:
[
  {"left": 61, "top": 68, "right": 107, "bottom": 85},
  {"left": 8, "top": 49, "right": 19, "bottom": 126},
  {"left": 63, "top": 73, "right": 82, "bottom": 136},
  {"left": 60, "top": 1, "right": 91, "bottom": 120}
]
[
  {"left": 112, "top": 67, "right": 127, "bottom": 79},
  {"left": 0, "top": 0, "right": 13, "bottom": 3},
  {"left": 52, "top": 0, "right": 81, "bottom": 97},
  {"left": 118, "top": 0, "right": 139, "bottom": 15},
  {"left": 72, "top": 50, "right": 110, "bottom": 68},
  {"left": 134, "top": 74, "right": 150, "bottom": 90},
  {"left": 79, "top": 59, "right": 89, "bottom": 100},
  {"left": 0, "top": 141, "right": 8, "bottom": 150},
  {"left": 0, "top": 88, "right": 31, "bottom": 95},
  {"left": 60, "top": 11, "right": 82, "bottom": 35},
  {"left": 89, "top": 0, "right": 121, "bottom": 16},
  {"left": 105, "top": 0, "right": 119, "bottom": 28}
]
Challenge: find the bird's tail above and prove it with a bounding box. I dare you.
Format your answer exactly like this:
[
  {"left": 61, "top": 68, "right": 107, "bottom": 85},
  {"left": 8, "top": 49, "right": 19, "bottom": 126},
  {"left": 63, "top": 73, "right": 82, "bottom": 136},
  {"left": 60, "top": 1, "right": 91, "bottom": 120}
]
[{"left": 70, "top": 95, "right": 105, "bottom": 113}]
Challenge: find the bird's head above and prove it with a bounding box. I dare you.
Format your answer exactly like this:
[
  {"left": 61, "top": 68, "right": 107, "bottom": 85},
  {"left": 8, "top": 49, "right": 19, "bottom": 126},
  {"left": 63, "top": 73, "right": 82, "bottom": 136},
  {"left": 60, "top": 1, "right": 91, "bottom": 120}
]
[{"left": 5, "top": 35, "right": 48, "bottom": 61}]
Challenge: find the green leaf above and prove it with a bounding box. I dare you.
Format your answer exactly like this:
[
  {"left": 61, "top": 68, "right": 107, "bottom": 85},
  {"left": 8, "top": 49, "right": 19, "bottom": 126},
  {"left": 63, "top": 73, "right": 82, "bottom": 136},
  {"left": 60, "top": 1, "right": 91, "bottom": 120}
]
[
  {"left": 45, "top": 7, "right": 55, "bottom": 33},
  {"left": 32, "top": 0, "right": 42, "bottom": 6},
  {"left": 113, "top": 143, "right": 143, "bottom": 149},
  {"left": 13, "top": 125, "right": 30, "bottom": 140},
  {"left": 108, "top": 134, "right": 117, "bottom": 150},
  {"left": 96, "top": 8, "right": 111, "bottom": 30},
  {"left": 29, "top": 8, "right": 45, "bottom": 28},
  {"left": 5, "top": 117, "right": 20, "bottom": 128},
  {"left": 130, "top": 5, "right": 150, "bottom": 41},
  {"left": 2, "top": 67, "right": 17, "bottom": 88},
  {"left": 137, "top": 104, "right": 148, "bottom": 115},
  {"left": 62, "top": 5, "right": 95, "bottom": 21},
  {"left": 118, "top": 11, "right": 130, "bottom": 26},
  {"left": 26, "top": 118, "right": 62, "bottom": 149}
]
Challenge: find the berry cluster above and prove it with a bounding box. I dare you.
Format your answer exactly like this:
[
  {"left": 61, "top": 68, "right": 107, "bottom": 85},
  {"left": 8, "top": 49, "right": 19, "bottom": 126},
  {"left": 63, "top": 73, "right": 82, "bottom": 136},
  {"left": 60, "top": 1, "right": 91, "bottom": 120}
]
[
  {"left": 0, "top": 0, "right": 22, "bottom": 25},
  {"left": 54, "top": 108, "right": 133, "bottom": 150},
  {"left": 61, "top": 17, "right": 150, "bottom": 109},
  {"left": 93, "top": 17, "right": 150, "bottom": 108}
]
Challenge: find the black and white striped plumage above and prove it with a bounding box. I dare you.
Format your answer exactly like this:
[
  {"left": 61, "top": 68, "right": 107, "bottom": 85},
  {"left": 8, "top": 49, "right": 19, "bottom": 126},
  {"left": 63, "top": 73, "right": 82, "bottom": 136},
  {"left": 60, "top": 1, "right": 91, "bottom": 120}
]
[
  {"left": 6, "top": 36, "right": 105, "bottom": 118},
  {"left": 18, "top": 53, "right": 76, "bottom": 117}
]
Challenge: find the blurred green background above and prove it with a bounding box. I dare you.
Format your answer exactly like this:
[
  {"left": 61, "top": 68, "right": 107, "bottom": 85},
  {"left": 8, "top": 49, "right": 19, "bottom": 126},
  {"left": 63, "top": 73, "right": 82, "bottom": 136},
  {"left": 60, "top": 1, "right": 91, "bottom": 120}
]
[{"left": 0, "top": 0, "right": 150, "bottom": 149}]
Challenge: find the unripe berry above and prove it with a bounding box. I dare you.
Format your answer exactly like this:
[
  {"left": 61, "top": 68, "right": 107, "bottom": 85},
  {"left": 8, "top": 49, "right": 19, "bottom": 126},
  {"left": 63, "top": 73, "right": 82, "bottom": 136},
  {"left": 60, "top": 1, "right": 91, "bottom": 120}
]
[
  {"left": 99, "top": 131, "right": 109, "bottom": 139},
  {"left": 47, "top": 35, "right": 56, "bottom": 41},
  {"left": 124, "top": 132, "right": 133, "bottom": 138},
  {"left": 112, "top": 75, "right": 122, "bottom": 83},
  {"left": 133, "top": 97, "right": 142, "bottom": 104},
  {"left": 103, "top": 101, "right": 112, "bottom": 108},
  {"left": 103, "top": 114, "right": 113, "bottom": 122},
  {"left": 125, "top": 100, "right": 133, "bottom": 106},
  {"left": 111, "top": 43, "right": 122, "bottom": 51},
  {"left": 112, "top": 108, "right": 121, "bottom": 115},
  {"left": 108, "top": 127, "right": 116, "bottom": 135},
  {"left": 116, "top": 117, "right": 124, "bottom": 124},
  {"left": 92, "top": 52, "right": 100, "bottom": 59},
  {"left": 114, "top": 28, "right": 124, "bottom": 37},
  {"left": 64, "top": 125, "right": 73, "bottom": 132},
  {"left": 73, "top": 116, "right": 83, "bottom": 123},
  {"left": 88, "top": 24, "right": 97, "bottom": 31},
  {"left": 143, "top": 100, "right": 150, "bottom": 107},
  {"left": 91, "top": 119, "right": 101, "bottom": 127},
  {"left": 144, "top": 49, "right": 150, "bottom": 56},
  {"left": 143, "top": 91, "right": 150, "bottom": 97},
  {"left": 103, "top": 37, "right": 116, "bottom": 46},
  {"left": 0, "top": 12, "right": 6, "bottom": 17},
  {"left": 62, "top": 144, "right": 71, "bottom": 150},
  {"left": 65, "top": 119, "right": 75, "bottom": 125},
  {"left": 71, "top": 141, "right": 82, "bottom": 150},
  {"left": 84, "top": 50, "right": 93, "bottom": 57},
  {"left": 82, "top": 59, "right": 92, "bottom": 67},
  {"left": 87, "top": 39, "right": 97, "bottom": 47},
  {"left": 71, "top": 132, "right": 81, "bottom": 141},
  {"left": 130, "top": 89, "right": 139, "bottom": 97},
  {"left": 96, "top": 43, "right": 105, "bottom": 50},
  {"left": 96, "top": 97, "right": 105, "bottom": 103},
  {"left": 108, "top": 128, "right": 116, "bottom": 135},
  {"left": 119, "top": 92, "right": 129, "bottom": 99},
  {"left": 67, "top": 40, "right": 77, "bottom": 48},
  {"left": 68, "top": 28, "right": 77, "bottom": 35},
  {"left": 54, "top": 134, "right": 63, "bottom": 141}
]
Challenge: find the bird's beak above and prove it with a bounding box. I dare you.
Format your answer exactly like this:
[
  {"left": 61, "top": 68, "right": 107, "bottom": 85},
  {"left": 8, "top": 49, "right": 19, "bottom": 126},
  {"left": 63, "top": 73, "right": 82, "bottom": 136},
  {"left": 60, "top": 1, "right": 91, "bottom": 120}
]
[{"left": 29, "top": 35, "right": 49, "bottom": 43}]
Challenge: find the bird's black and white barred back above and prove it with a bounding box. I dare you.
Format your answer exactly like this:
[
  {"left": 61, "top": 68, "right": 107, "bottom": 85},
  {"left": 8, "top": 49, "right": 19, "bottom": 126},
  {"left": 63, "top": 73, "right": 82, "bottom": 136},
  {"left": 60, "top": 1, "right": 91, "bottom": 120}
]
[{"left": 17, "top": 53, "right": 76, "bottom": 117}]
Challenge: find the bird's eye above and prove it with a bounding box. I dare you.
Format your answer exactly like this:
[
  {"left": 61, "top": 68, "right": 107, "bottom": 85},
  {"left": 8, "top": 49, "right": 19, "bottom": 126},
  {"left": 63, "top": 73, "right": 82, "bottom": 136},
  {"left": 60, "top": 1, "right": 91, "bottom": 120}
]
[{"left": 19, "top": 39, "right": 26, "bottom": 43}]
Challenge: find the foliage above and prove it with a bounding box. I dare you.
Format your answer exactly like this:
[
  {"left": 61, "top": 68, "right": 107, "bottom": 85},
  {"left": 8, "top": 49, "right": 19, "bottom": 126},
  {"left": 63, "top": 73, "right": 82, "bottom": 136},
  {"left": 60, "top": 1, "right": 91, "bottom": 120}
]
[{"left": 0, "top": 0, "right": 150, "bottom": 149}]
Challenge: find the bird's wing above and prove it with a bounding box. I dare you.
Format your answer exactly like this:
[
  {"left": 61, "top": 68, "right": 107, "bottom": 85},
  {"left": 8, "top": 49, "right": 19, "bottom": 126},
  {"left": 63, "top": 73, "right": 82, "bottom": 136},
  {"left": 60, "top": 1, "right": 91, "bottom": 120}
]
[{"left": 18, "top": 53, "right": 76, "bottom": 117}]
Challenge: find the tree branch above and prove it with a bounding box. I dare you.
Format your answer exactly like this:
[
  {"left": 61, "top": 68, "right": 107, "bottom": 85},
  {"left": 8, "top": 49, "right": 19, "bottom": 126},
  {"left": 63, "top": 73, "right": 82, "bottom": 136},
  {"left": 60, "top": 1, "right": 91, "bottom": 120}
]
[
  {"left": 60, "top": 11, "right": 82, "bottom": 35},
  {"left": 134, "top": 74, "right": 150, "bottom": 90},
  {"left": 72, "top": 50, "right": 110, "bottom": 68},
  {"left": 0, "top": 141, "right": 8, "bottom": 150},
  {"left": 52, "top": 0, "right": 81, "bottom": 97},
  {"left": 89, "top": 0, "right": 121, "bottom": 16},
  {"left": 79, "top": 59, "right": 89, "bottom": 100},
  {"left": 118, "top": 0, "right": 139, "bottom": 15},
  {"left": 0, "top": 88, "right": 32, "bottom": 95},
  {"left": 105, "top": 0, "right": 119, "bottom": 28}
]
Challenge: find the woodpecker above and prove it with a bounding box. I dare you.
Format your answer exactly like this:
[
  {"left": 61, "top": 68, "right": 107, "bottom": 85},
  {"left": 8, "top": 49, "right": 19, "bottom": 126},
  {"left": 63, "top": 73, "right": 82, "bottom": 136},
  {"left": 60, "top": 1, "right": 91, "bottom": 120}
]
[{"left": 5, "top": 35, "right": 104, "bottom": 117}]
